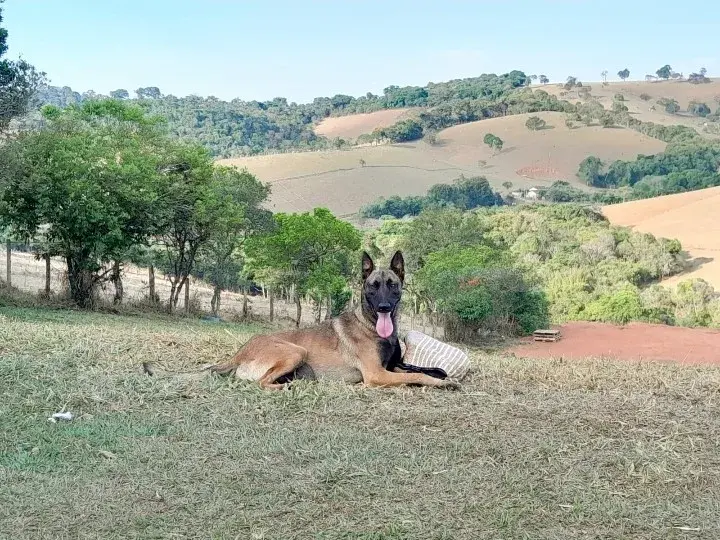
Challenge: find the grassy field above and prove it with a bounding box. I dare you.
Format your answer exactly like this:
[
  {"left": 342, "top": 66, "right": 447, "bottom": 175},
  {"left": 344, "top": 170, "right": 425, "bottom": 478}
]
[{"left": 2, "top": 307, "right": 720, "bottom": 539}]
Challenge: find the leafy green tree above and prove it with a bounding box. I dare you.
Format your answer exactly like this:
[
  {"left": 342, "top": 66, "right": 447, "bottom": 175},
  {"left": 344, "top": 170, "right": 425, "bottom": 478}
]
[
  {"left": 109, "top": 89, "right": 129, "bottom": 100},
  {"left": 658, "top": 97, "right": 680, "bottom": 114},
  {"left": 135, "top": 86, "right": 161, "bottom": 99},
  {"left": 483, "top": 133, "right": 503, "bottom": 152},
  {"left": 246, "top": 208, "right": 361, "bottom": 326},
  {"left": 656, "top": 65, "right": 672, "bottom": 80},
  {"left": 617, "top": 68, "right": 630, "bottom": 81},
  {"left": 525, "top": 115, "right": 547, "bottom": 130},
  {"left": 539, "top": 75, "right": 549, "bottom": 85},
  {"left": 612, "top": 101, "right": 629, "bottom": 113},
  {"left": 502, "top": 181, "right": 513, "bottom": 192},
  {"left": 0, "top": 100, "right": 169, "bottom": 306},
  {"left": 688, "top": 101, "right": 711, "bottom": 117},
  {"left": 577, "top": 156, "right": 606, "bottom": 186},
  {"left": 195, "top": 166, "right": 273, "bottom": 316},
  {"left": 0, "top": 2, "right": 45, "bottom": 132}
]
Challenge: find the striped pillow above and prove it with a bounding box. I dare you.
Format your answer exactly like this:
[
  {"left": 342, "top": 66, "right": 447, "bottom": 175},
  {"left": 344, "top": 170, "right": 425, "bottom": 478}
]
[{"left": 402, "top": 330, "right": 471, "bottom": 381}]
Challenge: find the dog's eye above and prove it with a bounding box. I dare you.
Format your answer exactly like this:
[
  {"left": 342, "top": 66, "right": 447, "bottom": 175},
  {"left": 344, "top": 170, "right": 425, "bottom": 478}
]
[
  {"left": 372, "top": 281, "right": 381, "bottom": 288},
  {"left": 387, "top": 280, "right": 397, "bottom": 289}
]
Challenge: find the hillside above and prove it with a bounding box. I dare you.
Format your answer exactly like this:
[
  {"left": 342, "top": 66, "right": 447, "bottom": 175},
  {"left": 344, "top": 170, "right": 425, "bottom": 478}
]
[
  {"left": 540, "top": 79, "right": 720, "bottom": 136},
  {"left": 314, "top": 108, "right": 412, "bottom": 140},
  {"left": 602, "top": 186, "right": 720, "bottom": 288},
  {"left": 219, "top": 111, "right": 666, "bottom": 215}
]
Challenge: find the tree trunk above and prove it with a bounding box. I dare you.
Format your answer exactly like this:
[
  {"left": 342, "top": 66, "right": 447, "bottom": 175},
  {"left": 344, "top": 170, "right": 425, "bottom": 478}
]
[
  {"left": 242, "top": 290, "right": 249, "bottom": 320},
  {"left": 211, "top": 284, "right": 221, "bottom": 316},
  {"left": 44, "top": 254, "right": 51, "bottom": 295},
  {"left": 325, "top": 294, "right": 332, "bottom": 320},
  {"left": 5, "top": 239, "right": 10, "bottom": 287},
  {"left": 269, "top": 288, "right": 274, "bottom": 322},
  {"left": 111, "top": 260, "right": 123, "bottom": 305},
  {"left": 66, "top": 255, "right": 95, "bottom": 308},
  {"left": 295, "top": 293, "right": 302, "bottom": 328},
  {"left": 184, "top": 278, "right": 190, "bottom": 314},
  {"left": 148, "top": 265, "right": 156, "bottom": 303}
]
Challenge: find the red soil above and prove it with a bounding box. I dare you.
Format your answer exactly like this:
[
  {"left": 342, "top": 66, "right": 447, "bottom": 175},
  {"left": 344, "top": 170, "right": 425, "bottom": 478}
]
[{"left": 509, "top": 321, "right": 720, "bottom": 364}]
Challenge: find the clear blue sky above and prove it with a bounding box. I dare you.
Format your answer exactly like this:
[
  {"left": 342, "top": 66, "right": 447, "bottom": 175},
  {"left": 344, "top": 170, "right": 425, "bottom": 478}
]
[{"left": 5, "top": 0, "right": 719, "bottom": 103}]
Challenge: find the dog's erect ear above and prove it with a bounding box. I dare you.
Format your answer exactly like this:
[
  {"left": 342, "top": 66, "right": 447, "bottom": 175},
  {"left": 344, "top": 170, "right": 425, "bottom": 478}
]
[
  {"left": 361, "top": 251, "right": 374, "bottom": 281},
  {"left": 390, "top": 251, "right": 405, "bottom": 283}
]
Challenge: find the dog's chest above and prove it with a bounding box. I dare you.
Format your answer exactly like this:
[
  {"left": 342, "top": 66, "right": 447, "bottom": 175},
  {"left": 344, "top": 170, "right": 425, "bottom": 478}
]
[{"left": 377, "top": 336, "right": 402, "bottom": 371}]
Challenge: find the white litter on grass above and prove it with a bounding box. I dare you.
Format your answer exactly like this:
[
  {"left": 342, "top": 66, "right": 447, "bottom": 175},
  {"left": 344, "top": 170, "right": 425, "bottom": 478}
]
[{"left": 48, "top": 411, "right": 74, "bottom": 423}]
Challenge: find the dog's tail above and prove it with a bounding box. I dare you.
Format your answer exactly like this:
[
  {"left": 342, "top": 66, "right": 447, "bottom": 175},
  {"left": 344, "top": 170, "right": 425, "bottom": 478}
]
[{"left": 141, "top": 362, "right": 225, "bottom": 380}]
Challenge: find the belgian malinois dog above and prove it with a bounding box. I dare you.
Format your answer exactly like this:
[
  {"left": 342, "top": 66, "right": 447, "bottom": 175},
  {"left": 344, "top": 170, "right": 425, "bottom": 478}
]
[{"left": 144, "top": 251, "right": 459, "bottom": 390}]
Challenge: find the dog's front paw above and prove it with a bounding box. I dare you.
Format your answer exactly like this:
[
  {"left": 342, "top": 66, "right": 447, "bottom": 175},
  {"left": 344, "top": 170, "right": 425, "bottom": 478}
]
[{"left": 439, "top": 380, "right": 461, "bottom": 391}]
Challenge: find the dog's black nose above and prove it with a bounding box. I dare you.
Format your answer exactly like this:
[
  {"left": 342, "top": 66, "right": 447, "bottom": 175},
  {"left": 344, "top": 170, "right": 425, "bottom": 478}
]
[{"left": 377, "top": 303, "right": 392, "bottom": 313}]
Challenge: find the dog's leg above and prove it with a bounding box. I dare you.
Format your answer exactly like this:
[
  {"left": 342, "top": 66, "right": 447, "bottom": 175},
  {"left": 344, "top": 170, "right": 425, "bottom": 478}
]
[
  {"left": 361, "top": 367, "right": 460, "bottom": 390},
  {"left": 257, "top": 340, "right": 308, "bottom": 390}
]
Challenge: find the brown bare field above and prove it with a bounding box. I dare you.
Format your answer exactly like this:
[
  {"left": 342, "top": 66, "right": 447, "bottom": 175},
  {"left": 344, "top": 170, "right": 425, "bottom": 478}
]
[
  {"left": 509, "top": 321, "right": 720, "bottom": 364},
  {"left": 602, "top": 186, "right": 720, "bottom": 288},
  {"left": 314, "top": 108, "right": 412, "bottom": 140},
  {"left": 219, "top": 112, "right": 665, "bottom": 215}
]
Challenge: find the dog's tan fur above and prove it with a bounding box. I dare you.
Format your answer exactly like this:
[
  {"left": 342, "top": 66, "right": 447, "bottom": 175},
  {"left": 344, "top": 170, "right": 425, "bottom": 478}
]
[{"left": 144, "top": 251, "right": 459, "bottom": 391}]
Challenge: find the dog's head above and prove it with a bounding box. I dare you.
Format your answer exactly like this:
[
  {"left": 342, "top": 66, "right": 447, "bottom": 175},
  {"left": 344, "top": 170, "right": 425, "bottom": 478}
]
[{"left": 361, "top": 250, "right": 404, "bottom": 339}]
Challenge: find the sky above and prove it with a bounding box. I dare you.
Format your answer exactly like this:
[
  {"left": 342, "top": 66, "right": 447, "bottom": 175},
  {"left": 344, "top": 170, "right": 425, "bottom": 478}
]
[{"left": 5, "top": 0, "right": 719, "bottom": 103}]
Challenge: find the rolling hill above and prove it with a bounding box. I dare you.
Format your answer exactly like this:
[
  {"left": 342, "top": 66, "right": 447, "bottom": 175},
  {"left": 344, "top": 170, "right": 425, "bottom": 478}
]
[
  {"left": 540, "top": 79, "right": 720, "bottom": 136},
  {"left": 602, "top": 186, "right": 720, "bottom": 289},
  {"left": 314, "top": 108, "right": 412, "bottom": 140},
  {"left": 219, "top": 111, "right": 666, "bottom": 216}
]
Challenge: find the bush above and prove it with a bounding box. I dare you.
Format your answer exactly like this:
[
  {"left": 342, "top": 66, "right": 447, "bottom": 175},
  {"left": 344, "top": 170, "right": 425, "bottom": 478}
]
[
  {"left": 640, "top": 93, "right": 651, "bottom": 101},
  {"left": 688, "top": 101, "right": 711, "bottom": 117},
  {"left": 414, "top": 245, "right": 548, "bottom": 338},
  {"left": 614, "top": 93, "right": 625, "bottom": 101},
  {"left": 525, "top": 115, "right": 547, "bottom": 130},
  {"left": 584, "top": 286, "right": 647, "bottom": 324}
]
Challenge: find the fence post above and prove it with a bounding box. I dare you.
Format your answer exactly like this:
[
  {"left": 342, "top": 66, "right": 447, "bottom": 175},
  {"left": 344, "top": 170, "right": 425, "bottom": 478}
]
[
  {"left": 5, "top": 239, "right": 10, "bottom": 287},
  {"left": 45, "top": 254, "right": 51, "bottom": 295},
  {"left": 185, "top": 276, "right": 190, "bottom": 315}
]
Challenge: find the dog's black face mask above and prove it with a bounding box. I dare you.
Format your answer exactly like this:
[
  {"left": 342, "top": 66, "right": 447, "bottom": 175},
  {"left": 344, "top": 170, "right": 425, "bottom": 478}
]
[{"left": 361, "top": 251, "right": 404, "bottom": 339}]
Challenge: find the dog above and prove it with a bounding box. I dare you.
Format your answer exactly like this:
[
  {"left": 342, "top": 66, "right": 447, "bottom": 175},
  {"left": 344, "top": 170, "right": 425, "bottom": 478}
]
[{"left": 144, "top": 251, "right": 459, "bottom": 391}]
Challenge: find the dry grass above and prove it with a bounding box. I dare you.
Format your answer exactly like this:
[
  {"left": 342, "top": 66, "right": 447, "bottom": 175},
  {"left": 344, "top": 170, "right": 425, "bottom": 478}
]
[
  {"left": 602, "top": 186, "right": 720, "bottom": 289},
  {"left": 220, "top": 112, "right": 665, "bottom": 216},
  {"left": 540, "top": 80, "right": 720, "bottom": 136},
  {"left": 2, "top": 306, "right": 720, "bottom": 539},
  {"left": 315, "top": 109, "right": 413, "bottom": 140}
]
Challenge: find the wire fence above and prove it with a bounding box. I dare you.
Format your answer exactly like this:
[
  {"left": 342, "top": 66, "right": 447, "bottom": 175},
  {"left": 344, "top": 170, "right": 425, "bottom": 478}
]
[{"left": 1, "top": 247, "right": 443, "bottom": 336}]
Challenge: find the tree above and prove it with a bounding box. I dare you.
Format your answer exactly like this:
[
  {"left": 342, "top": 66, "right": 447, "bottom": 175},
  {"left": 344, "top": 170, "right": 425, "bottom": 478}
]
[
  {"left": 153, "top": 143, "right": 219, "bottom": 311},
  {"left": 483, "top": 133, "right": 503, "bottom": 153},
  {"left": 0, "top": 100, "right": 170, "bottom": 306},
  {"left": 657, "top": 97, "right": 680, "bottom": 114},
  {"left": 502, "top": 181, "right": 513, "bottom": 192},
  {"left": 612, "top": 101, "right": 628, "bottom": 113},
  {"left": 246, "top": 208, "right": 361, "bottom": 326},
  {"left": 601, "top": 71, "right": 608, "bottom": 84},
  {"left": 577, "top": 156, "right": 605, "bottom": 187},
  {"left": 135, "top": 86, "right": 162, "bottom": 99},
  {"left": 617, "top": 68, "right": 630, "bottom": 81},
  {"left": 0, "top": 2, "right": 45, "bottom": 133},
  {"left": 688, "top": 101, "right": 711, "bottom": 117},
  {"left": 109, "top": 89, "right": 129, "bottom": 100},
  {"left": 525, "top": 115, "right": 547, "bottom": 130},
  {"left": 656, "top": 65, "right": 672, "bottom": 80},
  {"left": 539, "top": 75, "right": 549, "bottom": 85},
  {"left": 196, "top": 166, "right": 273, "bottom": 316}
]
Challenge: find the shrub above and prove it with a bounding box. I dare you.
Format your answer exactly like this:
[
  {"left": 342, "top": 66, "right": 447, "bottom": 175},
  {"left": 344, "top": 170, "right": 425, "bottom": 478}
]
[
  {"left": 525, "top": 115, "right": 547, "bottom": 131},
  {"left": 584, "top": 286, "right": 647, "bottom": 324},
  {"left": 640, "top": 93, "right": 651, "bottom": 101}
]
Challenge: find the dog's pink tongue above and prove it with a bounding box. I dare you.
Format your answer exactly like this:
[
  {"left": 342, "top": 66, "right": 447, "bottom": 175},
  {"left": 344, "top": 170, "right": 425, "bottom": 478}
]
[{"left": 376, "top": 312, "right": 394, "bottom": 338}]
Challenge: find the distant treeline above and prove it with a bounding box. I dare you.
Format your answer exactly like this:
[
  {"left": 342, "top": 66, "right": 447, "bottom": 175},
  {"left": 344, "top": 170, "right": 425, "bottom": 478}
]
[
  {"left": 360, "top": 176, "right": 504, "bottom": 218},
  {"left": 33, "top": 71, "right": 532, "bottom": 157}
]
